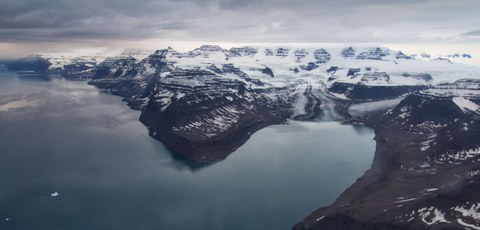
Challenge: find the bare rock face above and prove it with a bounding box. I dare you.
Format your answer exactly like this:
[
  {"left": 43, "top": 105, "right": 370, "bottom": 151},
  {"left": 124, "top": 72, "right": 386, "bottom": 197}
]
[
  {"left": 139, "top": 68, "right": 292, "bottom": 162},
  {"left": 396, "top": 51, "right": 413, "bottom": 60},
  {"left": 313, "top": 49, "right": 331, "bottom": 63},
  {"left": 89, "top": 49, "right": 173, "bottom": 109},
  {"left": 301, "top": 62, "right": 319, "bottom": 71},
  {"left": 294, "top": 49, "right": 309, "bottom": 62},
  {"left": 341, "top": 47, "right": 356, "bottom": 58},
  {"left": 227, "top": 47, "right": 258, "bottom": 58},
  {"left": 329, "top": 82, "right": 428, "bottom": 101},
  {"left": 356, "top": 47, "right": 389, "bottom": 60}
]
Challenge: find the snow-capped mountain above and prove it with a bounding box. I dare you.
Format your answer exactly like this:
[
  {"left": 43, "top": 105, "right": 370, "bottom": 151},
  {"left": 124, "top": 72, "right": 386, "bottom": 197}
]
[
  {"left": 1, "top": 48, "right": 152, "bottom": 79},
  {"left": 85, "top": 45, "right": 480, "bottom": 229},
  {"left": 45, "top": 55, "right": 104, "bottom": 70},
  {"left": 45, "top": 55, "right": 105, "bottom": 78},
  {"left": 3, "top": 44, "right": 480, "bottom": 230},
  {"left": 84, "top": 45, "right": 480, "bottom": 161},
  {"left": 445, "top": 53, "right": 473, "bottom": 59}
]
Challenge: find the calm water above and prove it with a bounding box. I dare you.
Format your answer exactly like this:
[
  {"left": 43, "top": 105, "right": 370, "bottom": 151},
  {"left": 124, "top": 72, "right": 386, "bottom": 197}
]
[{"left": 0, "top": 71, "right": 375, "bottom": 230}]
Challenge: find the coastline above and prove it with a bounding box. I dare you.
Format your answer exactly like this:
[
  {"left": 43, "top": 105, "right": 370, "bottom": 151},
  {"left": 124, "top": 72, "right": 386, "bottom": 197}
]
[{"left": 294, "top": 102, "right": 480, "bottom": 229}]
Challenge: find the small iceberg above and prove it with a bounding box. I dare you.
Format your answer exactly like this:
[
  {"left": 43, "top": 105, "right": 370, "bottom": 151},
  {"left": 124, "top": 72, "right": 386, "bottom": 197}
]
[{"left": 50, "top": 192, "right": 60, "bottom": 197}]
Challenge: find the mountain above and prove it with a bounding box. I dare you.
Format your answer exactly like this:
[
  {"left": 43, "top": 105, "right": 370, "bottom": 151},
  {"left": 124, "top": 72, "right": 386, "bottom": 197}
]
[
  {"left": 3, "top": 55, "right": 51, "bottom": 74},
  {"left": 446, "top": 53, "right": 473, "bottom": 59},
  {"left": 85, "top": 45, "right": 480, "bottom": 229},
  {"left": 3, "top": 44, "right": 480, "bottom": 229},
  {"left": 84, "top": 45, "right": 480, "bottom": 162},
  {"left": 46, "top": 55, "right": 105, "bottom": 79},
  {"left": 1, "top": 54, "right": 104, "bottom": 78},
  {"left": 2, "top": 49, "right": 151, "bottom": 79},
  {"left": 295, "top": 92, "right": 480, "bottom": 230}
]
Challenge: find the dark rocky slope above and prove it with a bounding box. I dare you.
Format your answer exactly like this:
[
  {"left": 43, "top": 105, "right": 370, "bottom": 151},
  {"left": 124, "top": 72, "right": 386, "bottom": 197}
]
[
  {"left": 329, "top": 82, "right": 429, "bottom": 101},
  {"left": 138, "top": 69, "right": 292, "bottom": 162},
  {"left": 295, "top": 93, "right": 480, "bottom": 230},
  {"left": 88, "top": 48, "right": 295, "bottom": 162},
  {"left": 89, "top": 50, "right": 173, "bottom": 109}
]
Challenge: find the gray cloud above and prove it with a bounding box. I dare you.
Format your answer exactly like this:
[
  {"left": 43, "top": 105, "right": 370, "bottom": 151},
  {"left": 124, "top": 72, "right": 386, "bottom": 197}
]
[
  {"left": 0, "top": 0, "right": 479, "bottom": 52},
  {"left": 461, "top": 29, "right": 480, "bottom": 37}
]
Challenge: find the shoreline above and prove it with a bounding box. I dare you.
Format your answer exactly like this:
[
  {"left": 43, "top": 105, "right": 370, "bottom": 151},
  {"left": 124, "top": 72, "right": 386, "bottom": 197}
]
[{"left": 294, "top": 99, "right": 480, "bottom": 229}]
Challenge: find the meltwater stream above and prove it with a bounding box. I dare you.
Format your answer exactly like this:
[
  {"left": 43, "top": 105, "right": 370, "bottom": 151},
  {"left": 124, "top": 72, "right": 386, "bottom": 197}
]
[{"left": 0, "top": 71, "right": 375, "bottom": 230}]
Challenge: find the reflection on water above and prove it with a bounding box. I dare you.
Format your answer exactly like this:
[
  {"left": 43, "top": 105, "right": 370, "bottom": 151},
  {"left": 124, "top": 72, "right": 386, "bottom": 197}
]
[
  {"left": 0, "top": 71, "right": 375, "bottom": 230},
  {"left": 17, "top": 73, "right": 52, "bottom": 82},
  {"left": 270, "top": 121, "right": 310, "bottom": 133},
  {"left": 351, "top": 123, "right": 375, "bottom": 135}
]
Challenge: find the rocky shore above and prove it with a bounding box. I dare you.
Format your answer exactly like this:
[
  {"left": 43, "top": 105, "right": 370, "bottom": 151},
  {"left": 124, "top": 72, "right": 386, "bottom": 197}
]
[{"left": 295, "top": 93, "right": 480, "bottom": 229}]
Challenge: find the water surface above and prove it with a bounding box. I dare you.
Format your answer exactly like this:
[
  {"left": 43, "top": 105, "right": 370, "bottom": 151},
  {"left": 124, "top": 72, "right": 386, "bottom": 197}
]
[{"left": 0, "top": 71, "right": 375, "bottom": 230}]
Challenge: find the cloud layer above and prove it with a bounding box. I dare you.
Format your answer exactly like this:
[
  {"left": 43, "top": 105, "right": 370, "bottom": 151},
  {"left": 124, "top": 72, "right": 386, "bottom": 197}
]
[{"left": 0, "top": 0, "right": 479, "bottom": 55}]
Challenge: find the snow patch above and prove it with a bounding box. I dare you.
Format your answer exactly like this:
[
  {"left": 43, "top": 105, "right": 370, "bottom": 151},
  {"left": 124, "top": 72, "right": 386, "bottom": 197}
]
[
  {"left": 452, "top": 97, "right": 480, "bottom": 113},
  {"left": 454, "top": 203, "right": 480, "bottom": 221},
  {"left": 394, "top": 197, "right": 420, "bottom": 203},
  {"left": 457, "top": 218, "right": 480, "bottom": 230},
  {"left": 418, "top": 207, "right": 449, "bottom": 225},
  {"left": 348, "top": 97, "right": 404, "bottom": 117},
  {"left": 437, "top": 147, "right": 480, "bottom": 163},
  {"left": 329, "top": 92, "right": 348, "bottom": 100}
]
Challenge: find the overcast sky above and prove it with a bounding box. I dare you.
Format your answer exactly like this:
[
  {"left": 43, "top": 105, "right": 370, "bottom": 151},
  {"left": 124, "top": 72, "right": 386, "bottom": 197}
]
[{"left": 0, "top": 0, "right": 479, "bottom": 58}]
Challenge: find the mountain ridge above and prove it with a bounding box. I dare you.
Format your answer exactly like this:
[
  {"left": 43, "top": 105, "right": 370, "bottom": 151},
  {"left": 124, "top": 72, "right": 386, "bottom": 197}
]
[{"left": 2, "top": 44, "right": 480, "bottom": 229}]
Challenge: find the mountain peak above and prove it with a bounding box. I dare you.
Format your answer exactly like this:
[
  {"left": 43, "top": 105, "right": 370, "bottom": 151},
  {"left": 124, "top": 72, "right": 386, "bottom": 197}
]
[{"left": 195, "top": 45, "right": 225, "bottom": 52}]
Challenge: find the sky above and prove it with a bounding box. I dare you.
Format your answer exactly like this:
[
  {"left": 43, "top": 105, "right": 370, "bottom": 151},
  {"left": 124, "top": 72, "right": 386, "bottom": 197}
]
[{"left": 0, "top": 0, "right": 479, "bottom": 62}]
